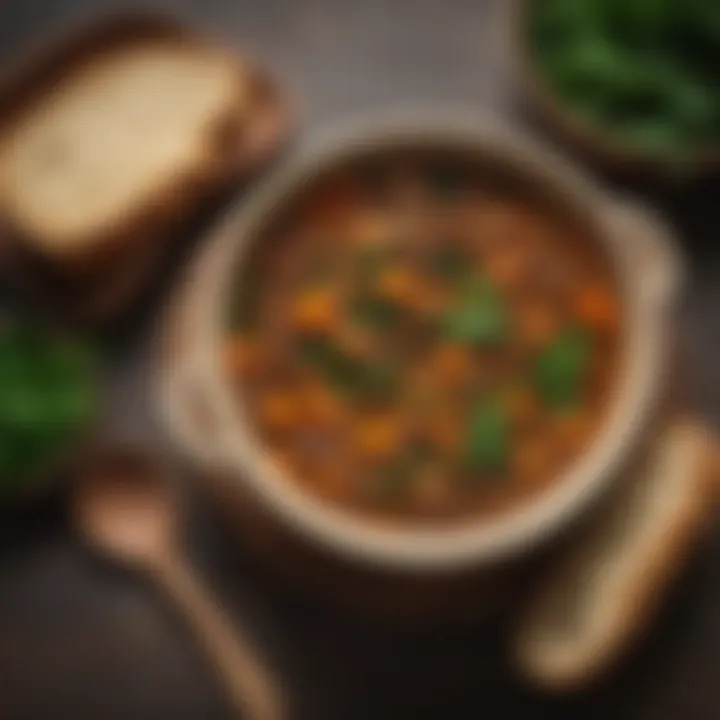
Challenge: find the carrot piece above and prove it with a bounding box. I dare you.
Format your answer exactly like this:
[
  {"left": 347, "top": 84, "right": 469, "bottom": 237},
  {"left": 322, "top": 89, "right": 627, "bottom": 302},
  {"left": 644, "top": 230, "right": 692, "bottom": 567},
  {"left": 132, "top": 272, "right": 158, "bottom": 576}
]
[
  {"left": 302, "top": 384, "right": 346, "bottom": 427},
  {"left": 354, "top": 415, "right": 404, "bottom": 459},
  {"left": 486, "top": 247, "right": 525, "bottom": 287},
  {"left": 347, "top": 212, "right": 396, "bottom": 248},
  {"left": 519, "top": 304, "right": 559, "bottom": 347},
  {"left": 377, "top": 267, "right": 425, "bottom": 308},
  {"left": 292, "top": 287, "right": 339, "bottom": 334},
  {"left": 554, "top": 411, "right": 591, "bottom": 450},
  {"left": 259, "top": 391, "right": 302, "bottom": 432},
  {"left": 514, "top": 437, "right": 555, "bottom": 484},
  {"left": 575, "top": 285, "right": 618, "bottom": 331},
  {"left": 431, "top": 344, "right": 473, "bottom": 382}
]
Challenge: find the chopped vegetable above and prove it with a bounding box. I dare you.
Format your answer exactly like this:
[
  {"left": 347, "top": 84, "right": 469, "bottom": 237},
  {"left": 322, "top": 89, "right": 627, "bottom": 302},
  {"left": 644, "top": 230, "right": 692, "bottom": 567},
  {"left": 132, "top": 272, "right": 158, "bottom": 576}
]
[
  {"left": 354, "top": 414, "right": 405, "bottom": 459},
  {"left": 465, "top": 398, "right": 510, "bottom": 474},
  {"left": 536, "top": 328, "right": 592, "bottom": 408},
  {"left": 443, "top": 276, "right": 509, "bottom": 347},
  {"left": 299, "top": 338, "right": 365, "bottom": 392},
  {"left": 377, "top": 267, "right": 424, "bottom": 307},
  {"left": 431, "top": 344, "right": 474, "bottom": 383},
  {"left": 519, "top": 304, "right": 560, "bottom": 347},
  {"left": 531, "top": 0, "right": 720, "bottom": 154},
  {"left": 292, "top": 287, "right": 339, "bottom": 334},
  {"left": 353, "top": 294, "right": 403, "bottom": 329},
  {"left": 575, "top": 284, "right": 619, "bottom": 331},
  {"left": 428, "top": 245, "right": 472, "bottom": 280},
  {"left": 0, "top": 323, "right": 96, "bottom": 491},
  {"left": 259, "top": 391, "right": 302, "bottom": 432},
  {"left": 299, "top": 337, "right": 397, "bottom": 401},
  {"left": 231, "top": 158, "right": 620, "bottom": 521}
]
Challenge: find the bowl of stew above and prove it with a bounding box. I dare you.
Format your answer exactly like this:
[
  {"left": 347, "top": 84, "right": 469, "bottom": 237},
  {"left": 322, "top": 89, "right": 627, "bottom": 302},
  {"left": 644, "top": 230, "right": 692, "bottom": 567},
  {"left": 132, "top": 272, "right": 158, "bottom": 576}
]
[{"left": 160, "top": 110, "right": 682, "bottom": 571}]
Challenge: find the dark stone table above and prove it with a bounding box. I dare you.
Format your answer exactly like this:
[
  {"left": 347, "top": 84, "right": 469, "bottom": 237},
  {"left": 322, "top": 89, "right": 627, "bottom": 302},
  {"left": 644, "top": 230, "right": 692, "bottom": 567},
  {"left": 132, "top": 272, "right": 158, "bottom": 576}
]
[{"left": 1, "top": 1, "right": 719, "bottom": 718}]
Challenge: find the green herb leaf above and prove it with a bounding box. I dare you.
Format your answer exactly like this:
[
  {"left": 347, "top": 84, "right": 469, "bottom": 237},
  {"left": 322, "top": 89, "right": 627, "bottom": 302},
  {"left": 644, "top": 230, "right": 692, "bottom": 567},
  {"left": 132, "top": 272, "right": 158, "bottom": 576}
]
[
  {"left": 428, "top": 245, "right": 472, "bottom": 281},
  {"left": 0, "top": 323, "right": 96, "bottom": 489},
  {"left": 443, "top": 276, "right": 508, "bottom": 346},
  {"left": 536, "top": 327, "right": 592, "bottom": 408},
  {"left": 299, "top": 338, "right": 397, "bottom": 401},
  {"left": 465, "top": 398, "right": 509, "bottom": 474},
  {"left": 353, "top": 295, "right": 403, "bottom": 329}
]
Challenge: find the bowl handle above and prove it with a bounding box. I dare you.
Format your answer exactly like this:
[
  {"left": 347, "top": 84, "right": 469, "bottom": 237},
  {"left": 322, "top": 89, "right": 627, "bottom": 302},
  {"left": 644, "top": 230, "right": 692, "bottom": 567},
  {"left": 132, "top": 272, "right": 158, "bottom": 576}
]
[
  {"left": 606, "top": 199, "right": 685, "bottom": 310},
  {"left": 158, "top": 344, "right": 237, "bottom": 473}
]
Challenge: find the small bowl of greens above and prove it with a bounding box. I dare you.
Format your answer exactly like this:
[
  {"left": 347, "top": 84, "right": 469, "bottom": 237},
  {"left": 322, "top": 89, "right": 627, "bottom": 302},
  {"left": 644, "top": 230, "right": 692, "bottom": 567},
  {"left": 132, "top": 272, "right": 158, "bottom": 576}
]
[
  {"left": 0, "top": 319, "right": 98, "bottom": 503},
  {"left": 516, "top": 0, "right": 720, "bottom": 176}
]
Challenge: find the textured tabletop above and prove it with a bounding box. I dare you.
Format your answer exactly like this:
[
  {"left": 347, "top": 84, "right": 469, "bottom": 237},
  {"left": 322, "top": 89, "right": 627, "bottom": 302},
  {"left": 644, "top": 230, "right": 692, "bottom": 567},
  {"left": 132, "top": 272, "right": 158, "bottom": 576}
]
[{"left": 0, "top": 1, "right": 719, "bottom": 719}]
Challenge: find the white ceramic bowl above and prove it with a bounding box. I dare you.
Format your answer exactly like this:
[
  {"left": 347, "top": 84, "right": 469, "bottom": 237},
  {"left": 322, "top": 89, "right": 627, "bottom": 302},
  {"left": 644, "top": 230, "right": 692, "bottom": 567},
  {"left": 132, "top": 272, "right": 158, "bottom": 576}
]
[{"left": 158, "top": 109, "right": 683, "bottom": 573}]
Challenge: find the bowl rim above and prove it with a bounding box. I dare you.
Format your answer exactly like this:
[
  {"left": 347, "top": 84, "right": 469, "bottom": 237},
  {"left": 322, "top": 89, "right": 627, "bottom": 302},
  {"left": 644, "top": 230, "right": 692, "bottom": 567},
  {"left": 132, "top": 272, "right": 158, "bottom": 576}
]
[{"left": 165, "top": 108, "right": 678, "bottom": 572}]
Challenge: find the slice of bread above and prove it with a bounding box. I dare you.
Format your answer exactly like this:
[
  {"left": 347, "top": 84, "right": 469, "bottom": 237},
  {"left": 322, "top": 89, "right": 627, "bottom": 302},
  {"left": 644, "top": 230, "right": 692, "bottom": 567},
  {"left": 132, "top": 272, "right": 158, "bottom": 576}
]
[
  {"left": 0, "top": 41, "right": 251, "bottom": 268},
  {"left": 514, "top": 418, "right": 718, "bottom": 691}
]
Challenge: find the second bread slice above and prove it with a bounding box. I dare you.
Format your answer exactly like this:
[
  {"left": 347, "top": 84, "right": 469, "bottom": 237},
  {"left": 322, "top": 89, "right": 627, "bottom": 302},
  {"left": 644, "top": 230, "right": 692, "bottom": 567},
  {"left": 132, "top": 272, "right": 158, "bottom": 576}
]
[{"left": 514, "top": 418, "right": 717, "bottom": 691}]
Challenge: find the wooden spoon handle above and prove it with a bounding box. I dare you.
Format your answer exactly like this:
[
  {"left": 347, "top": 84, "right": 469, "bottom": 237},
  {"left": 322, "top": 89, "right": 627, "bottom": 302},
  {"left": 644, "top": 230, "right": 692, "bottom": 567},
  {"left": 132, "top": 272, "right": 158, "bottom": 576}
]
[{"left": 153, "top": 554, "right": 284, "bottom": 720}]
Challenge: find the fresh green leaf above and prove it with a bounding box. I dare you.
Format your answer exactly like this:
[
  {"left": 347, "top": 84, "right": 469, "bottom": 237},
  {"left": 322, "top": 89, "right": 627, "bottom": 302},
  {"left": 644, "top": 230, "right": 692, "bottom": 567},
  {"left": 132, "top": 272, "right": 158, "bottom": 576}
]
[
  {"left": 299, "top": 338, "right": 364, "bottom": 391},
  {"left": 465, "top": 398, "right": 509, "bottom": 475},
  {"left": 362, "top": 445, "right": 432, "bottom": 503},
  {"left": 0, "top": 323, "right": 96, "bottom": 492},
  {"left": 353, "top": 294, "right": 403, "bottom": 329},
  {"left": 443, "top": 276, "right": 508, "bottom": 346},
  {"left": 536, "top": 327, "right": 592, "bottom": 408},
  {"left": 428, "top": 245, "right": 472, "bottom": 281},
  {"left": 299, "top": 337, "right": 397, "bottom": 401}
]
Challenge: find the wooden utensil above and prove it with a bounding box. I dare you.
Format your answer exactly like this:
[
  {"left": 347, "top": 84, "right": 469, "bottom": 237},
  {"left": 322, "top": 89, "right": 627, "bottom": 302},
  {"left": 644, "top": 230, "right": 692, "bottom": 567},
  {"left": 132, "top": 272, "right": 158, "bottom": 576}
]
[{"left": 72, "top": 449, "right": 284, "bottom": 720}]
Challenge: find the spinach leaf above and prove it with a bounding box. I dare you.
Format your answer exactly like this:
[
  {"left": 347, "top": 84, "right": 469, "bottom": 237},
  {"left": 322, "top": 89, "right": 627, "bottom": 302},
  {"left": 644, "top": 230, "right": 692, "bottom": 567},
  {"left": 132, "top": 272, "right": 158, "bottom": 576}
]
[
  {"left": 536, "top": 327, "right": 592, "bottom": 408},
  {"left": 465, "top": 398, "right": 509, "bottom": 475},
  {"left": 299, "top": 338, "right": 397, "bottom": 401},
  {"left": 363, "top": 445, "right": 432, "bottom": 503},
  {"left": 443, "top": 276, "right": 508, "bottom": 347},
  {"left": 428, "top": 245, "right": 472, "bottom": 281},
  {"left": 0, "top": 324, "right": 96, "bottom": 489},
  {"left": 299, "top": 338, "right": 365, "bottom": 391},
  {"left": 353, "top": 294, "right": 403, "bottom": 329}
]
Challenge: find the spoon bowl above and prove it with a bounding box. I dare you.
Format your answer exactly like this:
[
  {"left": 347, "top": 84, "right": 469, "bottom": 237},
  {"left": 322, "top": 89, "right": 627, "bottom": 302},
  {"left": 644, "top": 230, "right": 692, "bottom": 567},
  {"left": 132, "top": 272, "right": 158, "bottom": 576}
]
[
  {"left": 74, "top": 451, "right": 178, "bottom": 567},
  {"left": 73, "top": 447, "right": 284, "bottom": 720}
]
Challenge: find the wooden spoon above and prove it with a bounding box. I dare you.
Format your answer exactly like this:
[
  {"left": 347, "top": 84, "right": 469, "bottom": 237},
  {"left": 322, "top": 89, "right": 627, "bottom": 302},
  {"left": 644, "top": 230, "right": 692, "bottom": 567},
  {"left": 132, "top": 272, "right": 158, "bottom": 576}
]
[{"left": 72, "top": 449, "right": 284, "bottom": 720}]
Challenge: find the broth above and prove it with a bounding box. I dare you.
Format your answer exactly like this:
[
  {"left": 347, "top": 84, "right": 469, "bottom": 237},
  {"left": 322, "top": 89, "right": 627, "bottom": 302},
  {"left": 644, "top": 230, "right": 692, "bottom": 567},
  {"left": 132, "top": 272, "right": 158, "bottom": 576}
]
[{"left": 225, "top": 154, "right": 621, "bottom": 522}]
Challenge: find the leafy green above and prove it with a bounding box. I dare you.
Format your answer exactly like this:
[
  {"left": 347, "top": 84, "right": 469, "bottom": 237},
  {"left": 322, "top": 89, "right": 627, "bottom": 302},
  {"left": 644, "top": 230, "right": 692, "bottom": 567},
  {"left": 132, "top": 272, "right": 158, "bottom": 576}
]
[
  {"left": 363, "top": 445, "right": 432, "bottom": 503},
  {"left": 298, "top": 338, "right": 397, "bottom": 401},
  {"left": 428, "top": 245, "right": 472, "bottom": 281},
  {"left": 536, "top": 328, "right": 592, "bottom": 409},
  {"left": 531, "top": 0, "right": 720, "bottom": 154},
  {"left": 0, "top": 323, "right": 97, "bottom": 490},
  {"left": 465, "top": 398, "right": 510, "bottom": 475},
  {"left": 352, "top": 295, "right": 403, "bottom": 329},
  {"left": 443, "top": 276, "right": 509, "bottom": 347}
]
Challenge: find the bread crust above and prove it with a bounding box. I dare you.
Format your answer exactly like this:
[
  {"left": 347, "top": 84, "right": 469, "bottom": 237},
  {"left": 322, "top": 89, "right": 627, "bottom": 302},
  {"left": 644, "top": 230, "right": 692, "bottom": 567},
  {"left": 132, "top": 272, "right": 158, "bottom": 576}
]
[
  {"left": 0, "top": 11, "right": 292, "bottom": 322},
  {"left": 514, "top": 418, "right": 718, "bottom": 691}
]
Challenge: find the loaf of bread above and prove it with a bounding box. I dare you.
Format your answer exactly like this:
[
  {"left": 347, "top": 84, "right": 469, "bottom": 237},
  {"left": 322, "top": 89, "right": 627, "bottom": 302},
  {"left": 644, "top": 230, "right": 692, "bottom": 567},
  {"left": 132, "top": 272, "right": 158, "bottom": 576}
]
[
  {"left": 514, "top": 418, "right": 717, "bottom": 691},
  {"left": 0, "top": 41, "right": 251, "bottom": 269}
]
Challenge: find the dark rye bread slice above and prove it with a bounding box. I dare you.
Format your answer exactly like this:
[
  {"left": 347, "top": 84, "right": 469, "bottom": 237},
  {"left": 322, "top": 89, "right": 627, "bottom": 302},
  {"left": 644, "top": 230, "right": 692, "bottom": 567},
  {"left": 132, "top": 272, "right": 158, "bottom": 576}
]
[{"left": 513, "top": 418, "right": 718, "bottom": 691}]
